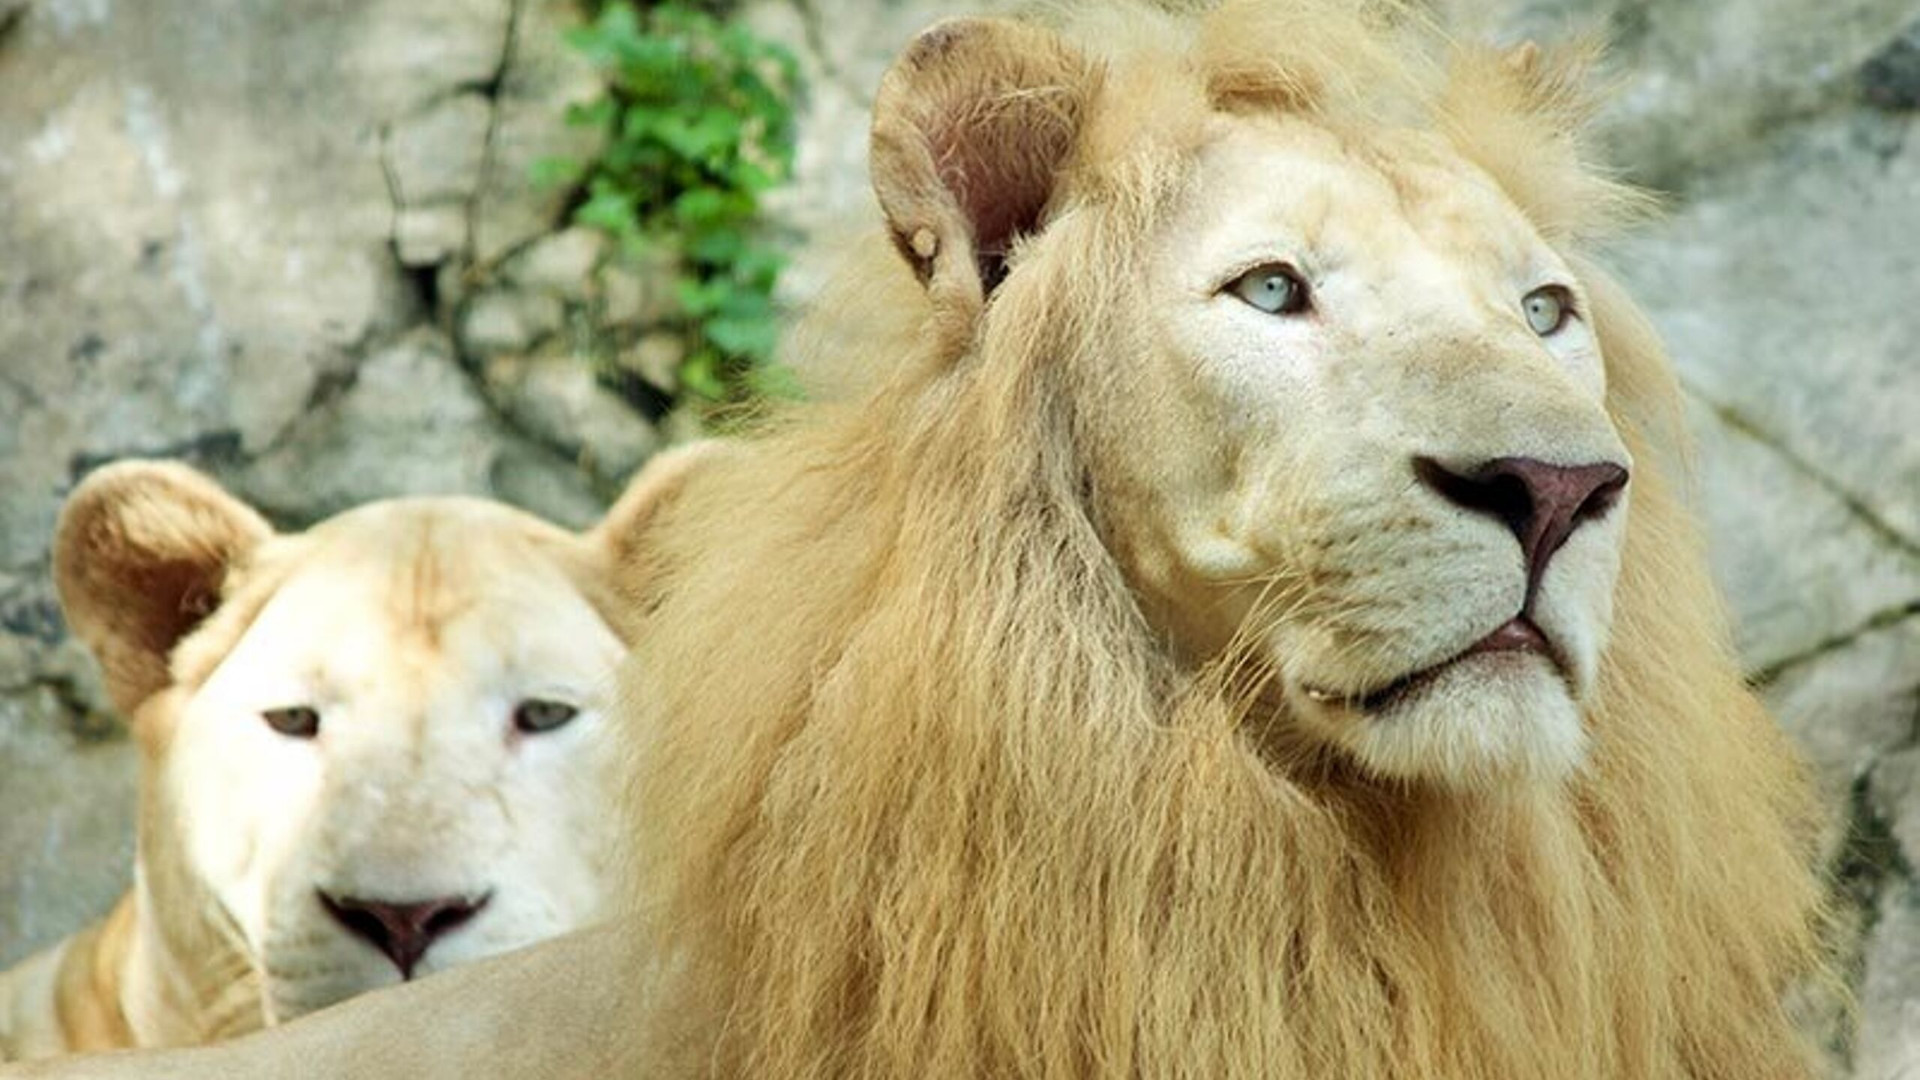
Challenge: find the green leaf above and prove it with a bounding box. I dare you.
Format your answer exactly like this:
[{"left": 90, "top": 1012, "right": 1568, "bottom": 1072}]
[
  {"left": 564, "top": 98, "right": 618, "bottom": 130},
  {"left": 749, "top": 361, "right": 805, "bottom": 401},
  {"left": 685, "top": 227, "right": 746, "bottom": 266},
  {"left": 529, "top": 155, "right": 584, "bottom": 188},
  {"left": 675, "top": 276, "right": 724, "bottom": 317},
  {"left": 671, "top": 187, "right": 735, "bottom": 227},
  {"left": 575, "top": 188, "right": 637, "bottom": 232},
  {"left": 680, "top": 350, "right": 728, "bottom": 401},
  {"left": 556, "top": 0, "right": 803, "bottom": 413},
  {"left": 595, "top": 2, "right": 645, "bottom": 53},
  {"left": 705, "top": 315, "right": 777, "bottom": 360}
]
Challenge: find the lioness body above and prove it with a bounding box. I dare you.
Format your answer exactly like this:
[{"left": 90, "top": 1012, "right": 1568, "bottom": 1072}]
[
  {"left": 0, "top": 902, "right": 138, "bottom": 1058},
  {"left": 0, "top": 453, "right": 705, "bottom": 1061},
  {"left": 0, "top": 922, "right": 652, "bottom": 1079}
]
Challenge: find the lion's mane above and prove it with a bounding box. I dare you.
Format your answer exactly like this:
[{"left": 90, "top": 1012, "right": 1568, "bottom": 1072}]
[{"left": 621, "top": 3, "right": 1829, "bottom": 1076}]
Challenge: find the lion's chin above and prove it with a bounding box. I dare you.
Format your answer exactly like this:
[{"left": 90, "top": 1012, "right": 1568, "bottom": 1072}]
[{"left": 1299, "top": 652, "right": 1589, "bottom": 788}]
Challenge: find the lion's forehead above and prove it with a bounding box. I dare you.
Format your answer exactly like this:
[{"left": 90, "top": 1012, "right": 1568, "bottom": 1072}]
[
  {"left": 255, "top": 567, "right": 610, "bottom": 683},
  {"left": 177, "top": 509, "right": 621, "bottom": 730},
  {"left": 1175, "top": 117, "right": 1550, "bottom": 281}
]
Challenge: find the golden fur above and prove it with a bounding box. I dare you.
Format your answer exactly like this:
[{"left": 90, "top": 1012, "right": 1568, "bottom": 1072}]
[{"left": 618, "top": 3, "right": 1832, "bottom": 1077}]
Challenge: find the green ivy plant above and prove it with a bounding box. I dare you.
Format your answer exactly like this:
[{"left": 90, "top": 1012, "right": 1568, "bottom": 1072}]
[{"left": 538, "top": 1, "right": 801, "bottom": 414}]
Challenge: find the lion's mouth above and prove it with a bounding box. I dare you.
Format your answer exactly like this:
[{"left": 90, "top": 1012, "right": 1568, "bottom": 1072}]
[{"left": 1302, "top": 615, "right": 1566, "bottom": 714}]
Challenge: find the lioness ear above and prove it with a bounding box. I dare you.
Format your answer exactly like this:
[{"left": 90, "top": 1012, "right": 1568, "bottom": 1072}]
[
  {"left": 53, "top": 461, "right": 273, "bottom": 715},
  {"left": 591, "top": 440, "right": 728, "bottom": 568},
  {"left": 870, "top": 18, "right": 1098, "bottom": 337}
]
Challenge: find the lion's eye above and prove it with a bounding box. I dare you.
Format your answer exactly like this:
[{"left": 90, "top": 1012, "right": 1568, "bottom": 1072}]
[
  {"left": 1523, "top": 285, "right": 1574, "bottom": 336},
  {"left": 1226, "top": 264, "right": 1310, "bottom": 315},
  {"left": 262, "top": 706, "right": 321, "bottom": 738},
  {"left": 513, "top": 699, "right": 580, "bottom": 735}
]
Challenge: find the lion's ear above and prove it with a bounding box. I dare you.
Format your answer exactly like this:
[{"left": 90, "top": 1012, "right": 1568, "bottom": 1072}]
[
  {"left": 53, "top": 461, "right": 273, "bottom": 715},
  {"left": 591, "top": 440, "right": 729, "bottom": 568},
  {"left": 869, "top": 18, "right": 1099, "bottom": 333},
  {"left": 1438, "top": 35, "right": 1646, "bottom": 244}
]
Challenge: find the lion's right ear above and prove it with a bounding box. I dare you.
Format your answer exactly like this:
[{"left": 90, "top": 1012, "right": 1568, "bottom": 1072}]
[
  {"left": 591, "top": 440, "right": 730, "bottom": 570},
  {"left": 53, "top": 461, "right": 273, "bottom": 716},
  {"left": 869, "top": 18, "right": 1099, "bottom": 352}
]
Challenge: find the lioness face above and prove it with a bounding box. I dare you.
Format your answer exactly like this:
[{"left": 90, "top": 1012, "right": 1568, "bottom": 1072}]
[
  {"left": 155, "top": 503, "right": 626, "bottom": 1021},
  {"left": 1087, "top": 116, "right": 1630, "bottom": 786}
]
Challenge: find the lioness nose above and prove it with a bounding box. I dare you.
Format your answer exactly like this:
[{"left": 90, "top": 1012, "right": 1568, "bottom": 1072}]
[
  {"left": 1413, "top": 455, "right": 1628, "bottom": 596},
  {"left": 319, "top": 891, "right": 490, "bottom": 979}
]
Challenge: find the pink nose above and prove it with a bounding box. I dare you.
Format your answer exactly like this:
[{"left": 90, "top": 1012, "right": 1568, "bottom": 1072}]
[
  {"left": 318, "top": 891, "right": 490, "bottom": 979},
  {"left": 1414, "top": 455, "right": 1628, "bottom": 600}
]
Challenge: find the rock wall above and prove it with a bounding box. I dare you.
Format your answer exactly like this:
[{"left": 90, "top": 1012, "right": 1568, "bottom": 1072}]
[{"left": 2, "top": 0, "right": 1917, "bottom": 1073}]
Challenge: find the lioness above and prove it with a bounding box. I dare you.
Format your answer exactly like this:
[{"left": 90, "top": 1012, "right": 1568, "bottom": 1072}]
[{"left": 0, "top": 449, "right": 705, "bottom": 1060}]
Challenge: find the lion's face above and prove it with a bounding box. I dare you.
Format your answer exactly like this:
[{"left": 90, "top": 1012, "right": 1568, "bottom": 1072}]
[
  {"left": 149, "top": 502, "right": 628, "bottom": 1021},
  {"left": 1080, "top": 116, "right": 1631, "bottom": 785},
  {"left": 54, "top": 452, "right": 706, "bottom": 1035}
]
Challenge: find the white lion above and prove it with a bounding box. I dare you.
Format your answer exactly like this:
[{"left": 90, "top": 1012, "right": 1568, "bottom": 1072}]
[{"left": 0, "top": 448, "right": 705, "bottom": 1059}]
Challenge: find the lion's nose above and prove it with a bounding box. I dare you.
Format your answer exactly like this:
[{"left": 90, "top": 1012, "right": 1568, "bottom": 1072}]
[
  {"left": 318, "top": 890, "right": 490, "bottom": 979},
  {"left": 1413, "top": 455, "right": 1628, "bottom": 598}
]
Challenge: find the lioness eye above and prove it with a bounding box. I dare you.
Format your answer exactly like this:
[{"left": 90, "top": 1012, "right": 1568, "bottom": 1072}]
[
  {"left": 1523, "top": 285, "right": 1573, "bottom": 336},
  {"left": 1226, "top": 264, "right": 1310, "bottom": 315},
  {"left": 262, "top": 706, "right": 321, "bottom": 738},
  {"left": 513, "top": 699, "right": 580, "bottom": 735}
]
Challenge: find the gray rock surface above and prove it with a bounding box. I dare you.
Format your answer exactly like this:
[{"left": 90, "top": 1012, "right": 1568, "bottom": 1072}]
[
  {"left": 1859, "top": 880, "right": 1920, "bottom": 1080},
  {"left": 236, "top": 329, "right": 608, "bottom": 529},
  {"left": 0, "top": 605, "right": 129, "bottom": 967},
  {"left": 1597, "top": 32, "right": 1920, "bottom": 1070},
  {"left": 471, "top": 0, "right": 606, "bottom": 265},
  {"left": 1686, "top": 397, "right": 1920, "bottom": 678},
  {"left": 2, "top": 0, "right": 1918, "bottom": 1070},
  {"left": 387, "top": 93, "right": 495, "bottom": 265},
  {"left": 1448, "top": 0, "right": 1920, "bottom": 190}
]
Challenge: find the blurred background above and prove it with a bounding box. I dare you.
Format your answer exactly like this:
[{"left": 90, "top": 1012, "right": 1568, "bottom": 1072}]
[{"left": 0, "top": 0, "right": 1915, "bottom": 1073}]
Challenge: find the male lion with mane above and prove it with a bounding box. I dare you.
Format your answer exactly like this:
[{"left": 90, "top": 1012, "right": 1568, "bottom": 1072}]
[
  {"left": 1, "top": 0, "right": 1831, "bottom": 1077},
  {"left": 0, "top": 449, "right": 705, "bottom": 1061}
]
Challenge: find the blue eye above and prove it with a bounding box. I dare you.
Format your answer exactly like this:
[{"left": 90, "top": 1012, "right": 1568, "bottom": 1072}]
[
  {"left": 1524, "top": 285, "right": 1574, "bottom": 336},
  {"left": 1226, "top": 264, "right": 1311, "bottom": 315}
]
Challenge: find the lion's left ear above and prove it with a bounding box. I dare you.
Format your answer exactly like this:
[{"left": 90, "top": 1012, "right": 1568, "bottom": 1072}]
[{"left": 870, "top": 18, "right": 1100, "bottom": 346}]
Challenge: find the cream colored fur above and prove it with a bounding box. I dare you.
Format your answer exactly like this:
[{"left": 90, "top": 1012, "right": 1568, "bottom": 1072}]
[
  {"left": 0, "top": 2, "right": 1830, "bottom": 1077},
  {"left": 0, "top": 448, "right": 708, "bottom": 1061}
]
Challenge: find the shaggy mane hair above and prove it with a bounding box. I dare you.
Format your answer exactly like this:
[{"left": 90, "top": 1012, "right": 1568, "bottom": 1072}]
[{"left": 622, "top": 2, "right": 1829, "bottom": 1076}]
